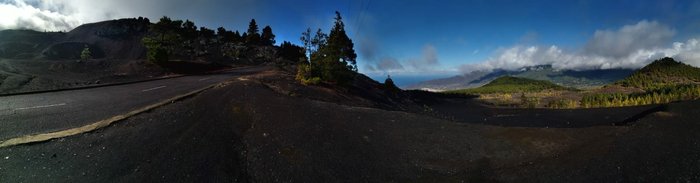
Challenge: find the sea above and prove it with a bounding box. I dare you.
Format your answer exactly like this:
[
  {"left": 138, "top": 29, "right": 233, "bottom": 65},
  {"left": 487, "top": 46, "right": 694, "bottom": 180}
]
[{"left": 367, "top": 74, "right": 455, "bottom": 89}]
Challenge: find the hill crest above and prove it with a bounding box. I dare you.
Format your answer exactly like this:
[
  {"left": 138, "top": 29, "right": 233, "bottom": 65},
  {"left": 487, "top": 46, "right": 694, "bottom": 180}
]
[
  {"left": 616, "top": 57, "right": 700, "bottom": 90},
  {"left": 447, "top": 76, "right": 570, "bottom": 94},
  {"left": 408, "top": 65, "right": 634, "bottom": 90}
]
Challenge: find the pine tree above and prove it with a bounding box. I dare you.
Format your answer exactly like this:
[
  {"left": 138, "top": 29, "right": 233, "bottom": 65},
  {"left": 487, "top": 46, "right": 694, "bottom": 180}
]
[
  {"left": 296, "top": 11, "right": 359, "bottom": 85},
  {"left": 312, "top": 28, "right": 328, "bottom": 52},
  {"left": 143, "top": 16, "right": 181, "bottom": 64},
  {"left": 217, "top": 27, "right": 234, "bottom": 43},
  {"left": 234, "top": 31, "right": 242, "bottom": 43},
  {"left": 325, "top": 11, "right": 358, "bottom": 71},
  {"left": 181, "top": 20, "right": 198, "bottom": 41},
  {"left": 315, "top": 11, "right": 357, "bottom": 84},
  {"left": 199, "top": 27, "right": 215, "bottom": 44},
  {"left": 246, "top": 19, "right": 260, "bottom": 45},
  {"left": 261, "top": 25, "right": 275, "bottom": 46}
]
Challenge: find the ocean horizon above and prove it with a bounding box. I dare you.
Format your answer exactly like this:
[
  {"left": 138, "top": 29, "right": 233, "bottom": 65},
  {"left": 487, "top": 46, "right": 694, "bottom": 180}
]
[{"left": 367, "top": 74, "right": 455, "bottom": 89}]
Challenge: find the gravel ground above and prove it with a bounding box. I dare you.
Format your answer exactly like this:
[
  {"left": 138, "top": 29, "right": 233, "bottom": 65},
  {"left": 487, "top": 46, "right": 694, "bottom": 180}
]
[
  {"left": 0, "top": 59, "right": 168, "bottom": 95},
  {"left": 1, "top": 72, "right": 699, "bottom": 182}
]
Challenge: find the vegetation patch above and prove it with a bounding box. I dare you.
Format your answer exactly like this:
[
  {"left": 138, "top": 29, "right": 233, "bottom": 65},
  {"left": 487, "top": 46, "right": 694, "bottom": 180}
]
[
  {"left": 546, "top": 99, "right": 578, "bottom": 109},
  {"left": 616, "top": 57, "right": 700, "bottom": 90},
  {"left": 581, "top": 84, "right": 700, "bottom": 108},
  {"left": 446, "top": 76, "right": 572, "bottom": 95},
  {"left": 295, "top": 12, "right": 358, "bottom": 86},
  {"left": 443, "top": 57, "right": 700, "bottom": 109}
]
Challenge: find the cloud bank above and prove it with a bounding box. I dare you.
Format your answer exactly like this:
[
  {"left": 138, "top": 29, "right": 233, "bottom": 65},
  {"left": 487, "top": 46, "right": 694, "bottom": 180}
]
[
  {"left": 584, "top": 20, "right": 676, "bottom": 58},
  {"left": 0, "top": 0, "right": 80, "bottom": 31},
  {"left": 0, "top": 0, "right": 260, "bottom": 31},
  {"left": 459, "top": 20, "right": 700, "bottom": 74}
]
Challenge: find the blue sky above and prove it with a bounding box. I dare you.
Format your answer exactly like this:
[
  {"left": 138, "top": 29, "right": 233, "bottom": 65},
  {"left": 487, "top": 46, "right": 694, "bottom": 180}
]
[{"left": 3, "top": 0, "right": 700, "bottom": 77}]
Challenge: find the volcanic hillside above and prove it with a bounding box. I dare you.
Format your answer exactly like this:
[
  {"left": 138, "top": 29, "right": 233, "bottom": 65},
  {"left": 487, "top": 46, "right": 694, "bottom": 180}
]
[
  {"left": 0, "top": 18, "right": 168, "bottom": 94},
  {"left": 447, "top": 76, "right": 571, "bottom": 94},
  {"left": 615, "top": 57, "right": 700, "bottom": 90},
  {"left": 409, "top": 65, "right": 634, "bottom": 90},
  {"left": 0, "top": 18, "right": 150, "bottom": 60}
]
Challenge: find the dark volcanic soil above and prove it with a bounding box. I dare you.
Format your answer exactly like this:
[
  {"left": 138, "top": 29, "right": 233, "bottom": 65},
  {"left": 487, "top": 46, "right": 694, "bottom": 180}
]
[
  {"left": 0, "top": 58, "right": 168, "bottom": 94},
  {"left": 1, "top": 70, "right": 699, "bottom": 182}
]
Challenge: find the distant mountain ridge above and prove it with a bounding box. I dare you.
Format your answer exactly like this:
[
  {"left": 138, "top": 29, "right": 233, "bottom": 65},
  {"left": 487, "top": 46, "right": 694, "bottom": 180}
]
[
  {"left": 446, "top": 76, "right": 570, "bottom": 94},
  {"left": 0, "top": 17, "right": 150, "bottom": 60},
  {"left": 408, "top": 65, "right": 635, "bottom": 90}
]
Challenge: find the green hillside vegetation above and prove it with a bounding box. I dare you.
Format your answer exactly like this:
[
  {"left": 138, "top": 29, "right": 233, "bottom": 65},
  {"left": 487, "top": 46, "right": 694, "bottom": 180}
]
[
  {"left": 582, "top": 57, "right": 700, "bottom": 108},
  {"left": 616, "top": 57, "right": 700, "bottom": 90},
  {"left": 581, "top": 84, "right": 700, "bottom": 108},
  {"left": 446, "top": 76, "right": 572, "bottom": 94},
  {"left": 440, "top": 57, "right": 700, "bottom": 109},
  {"left": 511, "top": 65, "right": 634, "bottom": 88}
]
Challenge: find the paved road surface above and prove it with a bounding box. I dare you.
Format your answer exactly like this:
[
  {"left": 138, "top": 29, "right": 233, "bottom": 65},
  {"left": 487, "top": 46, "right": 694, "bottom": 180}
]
[{"left": 0, "top": 66, "right": 266, "bottom": 141}]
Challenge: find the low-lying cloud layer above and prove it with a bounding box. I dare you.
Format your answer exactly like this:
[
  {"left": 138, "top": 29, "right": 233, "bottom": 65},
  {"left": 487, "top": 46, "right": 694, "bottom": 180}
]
[
  {"left": 459, "top": 20, "right": 700, "bottom": 74},
  {"left": 0, "top": 0, "right": 259, "bottom": 31}
]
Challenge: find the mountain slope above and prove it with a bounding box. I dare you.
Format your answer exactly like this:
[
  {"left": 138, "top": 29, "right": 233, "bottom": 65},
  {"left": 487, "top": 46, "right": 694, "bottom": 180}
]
[
  {"left": 0, "top": 18, "right": 166, "bottom": 94},
  {"left": 408, "top": 65, "right": 633, "bottom": 90},
  {"left": 447, "top": 76, "right": 570, "bottom": 94},
  {"left": 615, "top": 57, "right": 700, "bottom": 90},
  {"left": 0, "top": 18, "right": 150, "bottom": 60},
  {"left": 0, "top": 30, "right": 64, "bottom": 59}
]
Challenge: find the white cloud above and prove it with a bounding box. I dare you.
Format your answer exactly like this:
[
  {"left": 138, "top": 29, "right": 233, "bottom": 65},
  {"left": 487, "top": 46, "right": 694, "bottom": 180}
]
[
  {"left": 0, "top": 0, "right": 80, "bottom": 31},
  {"left": 376, "top": 57, "right": 404, "bottom": 71},
  {"left": 459, "top": 20, "right": 700, "bottom": 74},
  {"left": 408, "top": 44, "right": 439, "bottom": 71},
  {"left": 459, "top": 38, "right": 700, "bottom": 73},
  {"left": 0, "top": 0, "right": 261, "bottom": 31},
  {"left": 584, "top": 20, "right": 675, "bottom": 58}
]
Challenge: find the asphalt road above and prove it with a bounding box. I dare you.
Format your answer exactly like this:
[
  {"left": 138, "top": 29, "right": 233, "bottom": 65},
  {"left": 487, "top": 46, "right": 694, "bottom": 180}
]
[{"left": 0, "top": 66, "right": 266, "bottom": 142}]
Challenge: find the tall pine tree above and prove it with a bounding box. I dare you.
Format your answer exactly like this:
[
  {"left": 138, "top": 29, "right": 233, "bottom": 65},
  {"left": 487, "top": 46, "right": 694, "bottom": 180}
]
[
  {"left": 316, "top": 11, "right": 357, "bottom": 84},
  {"left": 325, "top": 11, "right": 357, "bottom": 71},
  {"left": 245, "top": 19, "right": 260, "bottom": 45},
  {"left": 261, "top": 25, "right": 275, "bottom": 46}
]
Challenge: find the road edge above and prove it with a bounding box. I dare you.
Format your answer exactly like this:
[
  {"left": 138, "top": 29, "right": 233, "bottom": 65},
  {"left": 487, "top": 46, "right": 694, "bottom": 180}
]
[
  {"left": 0, "top": 66, "right": 252, "bottom": 97},
  {"left": 0, "top": 79, "right": 231, "bottom": 148},
  {"left": 0, "top": 75, "right": 184, "bottom": 97}
]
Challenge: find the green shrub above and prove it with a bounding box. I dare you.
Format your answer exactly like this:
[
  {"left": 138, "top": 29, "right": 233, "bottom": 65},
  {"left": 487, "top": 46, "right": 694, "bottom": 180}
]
[
  {"left": 80, "top": 45, "right": 91, "bottom": 62},
  {"left": 520, "top": 93, "right": 540, "bottom": 108},
  {"left": 547, "top": 99, "right": 578, "bottom": 109},
  {"left": 300, "top": 77, "right": 321, "bottom": 85},
  {"left": 296, "top": 63, "right": 321, "bottom": 85}
]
